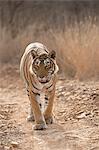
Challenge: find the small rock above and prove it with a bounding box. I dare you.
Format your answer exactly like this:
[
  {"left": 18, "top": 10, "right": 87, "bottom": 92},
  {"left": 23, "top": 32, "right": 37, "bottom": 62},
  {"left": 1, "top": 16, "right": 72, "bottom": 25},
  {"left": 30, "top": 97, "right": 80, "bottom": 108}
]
[
  {"left": 75, "top": 112, "right": 86, "bottom": 119},
  {"left": 0, "top": 114, "right": 5, "bottom": 119},
  {"left": 4, "top": 146, "right": 11, "bottom": 150},
  {"left": 10, "top": 141, "right": 19, "bottom": 148}
]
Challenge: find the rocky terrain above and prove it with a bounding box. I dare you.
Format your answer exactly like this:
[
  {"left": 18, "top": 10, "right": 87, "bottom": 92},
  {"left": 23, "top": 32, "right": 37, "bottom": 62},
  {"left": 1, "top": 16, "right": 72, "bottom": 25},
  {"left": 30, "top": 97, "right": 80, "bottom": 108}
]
[{"left": 0, "top": 64, "right": 99, "bottom": 150}]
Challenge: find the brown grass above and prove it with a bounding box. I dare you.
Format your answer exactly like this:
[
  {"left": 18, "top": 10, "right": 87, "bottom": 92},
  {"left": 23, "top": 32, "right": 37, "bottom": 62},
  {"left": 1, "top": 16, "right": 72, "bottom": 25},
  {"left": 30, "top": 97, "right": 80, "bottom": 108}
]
[{"left": 0, "top": 15, "right": 99, "bottom": 80}]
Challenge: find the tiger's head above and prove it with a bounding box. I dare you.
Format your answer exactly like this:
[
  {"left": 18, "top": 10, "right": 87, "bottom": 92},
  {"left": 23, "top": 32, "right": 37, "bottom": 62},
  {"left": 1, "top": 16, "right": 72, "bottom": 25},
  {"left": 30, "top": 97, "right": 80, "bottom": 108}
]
[{"left": 30, "top": 50, "right": 57, "bottom": 83}]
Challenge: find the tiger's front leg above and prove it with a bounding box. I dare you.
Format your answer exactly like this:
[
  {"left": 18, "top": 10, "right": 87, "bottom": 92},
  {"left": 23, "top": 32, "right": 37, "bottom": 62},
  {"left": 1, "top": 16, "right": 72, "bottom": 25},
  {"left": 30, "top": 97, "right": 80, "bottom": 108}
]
[
  {"left": 29, "top": 90, "right": 47, "bottom": 130},
  {"left": 44, "top": 86, "right": 55, "bottom": 124},
  {"left": 26, "top": 89, "right": 35, "bottom": 122},
  {"left": 27, "top": 105, "right": 35, "bottom": 122}
]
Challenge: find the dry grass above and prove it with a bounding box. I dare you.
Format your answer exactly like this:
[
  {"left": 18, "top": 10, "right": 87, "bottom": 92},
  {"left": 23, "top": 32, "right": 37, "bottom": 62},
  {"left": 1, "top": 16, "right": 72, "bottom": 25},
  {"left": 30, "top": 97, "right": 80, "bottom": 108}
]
[
  {"left": 51, "top": 16, "right": 99, "bottom": 80},
  {"left": 0, "top": 15, "right": 99, "bottom": 80}
]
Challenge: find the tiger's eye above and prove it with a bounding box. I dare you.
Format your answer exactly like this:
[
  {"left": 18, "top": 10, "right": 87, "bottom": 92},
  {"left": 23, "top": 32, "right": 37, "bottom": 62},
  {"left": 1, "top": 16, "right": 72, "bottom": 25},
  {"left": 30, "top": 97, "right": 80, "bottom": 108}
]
[
  {"left": 35, "top": 59, "right": 40, "bottom": 66},
  {"left": 44, "top": 59, "right": 50, "bottom": 66}
]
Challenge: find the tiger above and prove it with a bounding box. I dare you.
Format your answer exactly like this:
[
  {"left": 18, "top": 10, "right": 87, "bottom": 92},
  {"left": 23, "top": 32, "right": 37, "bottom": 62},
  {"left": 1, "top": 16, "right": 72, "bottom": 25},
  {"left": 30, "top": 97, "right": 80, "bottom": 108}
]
[{"left": 20, "top": 42, "right": 59, "bottom": 130}]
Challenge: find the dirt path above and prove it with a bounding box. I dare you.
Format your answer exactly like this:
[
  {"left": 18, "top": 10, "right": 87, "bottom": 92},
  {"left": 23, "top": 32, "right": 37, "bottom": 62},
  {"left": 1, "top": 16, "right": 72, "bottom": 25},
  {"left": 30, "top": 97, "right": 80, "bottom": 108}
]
[{"left": 0, "top": 64, "right": 99, "bottom": 150}]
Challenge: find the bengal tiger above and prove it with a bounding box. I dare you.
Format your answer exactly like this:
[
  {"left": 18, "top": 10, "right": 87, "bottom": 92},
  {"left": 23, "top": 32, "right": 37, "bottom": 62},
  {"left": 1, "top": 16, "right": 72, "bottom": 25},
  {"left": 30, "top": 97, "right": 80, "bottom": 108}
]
[{"left": 20, "top": 42, "right": 59, "bottom": 130}]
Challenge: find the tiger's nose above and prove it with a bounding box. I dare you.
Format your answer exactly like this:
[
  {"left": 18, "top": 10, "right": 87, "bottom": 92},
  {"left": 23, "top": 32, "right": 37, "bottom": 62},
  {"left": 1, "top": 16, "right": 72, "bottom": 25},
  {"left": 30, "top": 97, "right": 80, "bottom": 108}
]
[{"left": 40, "top": 75, "right": 44, "bottom": 78}]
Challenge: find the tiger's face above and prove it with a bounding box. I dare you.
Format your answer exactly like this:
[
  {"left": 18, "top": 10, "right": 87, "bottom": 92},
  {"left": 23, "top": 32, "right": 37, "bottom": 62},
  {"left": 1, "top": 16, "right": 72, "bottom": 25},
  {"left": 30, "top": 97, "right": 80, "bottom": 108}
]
[{"left": 31, "top": 51, "right": 56, "bottom": 83}]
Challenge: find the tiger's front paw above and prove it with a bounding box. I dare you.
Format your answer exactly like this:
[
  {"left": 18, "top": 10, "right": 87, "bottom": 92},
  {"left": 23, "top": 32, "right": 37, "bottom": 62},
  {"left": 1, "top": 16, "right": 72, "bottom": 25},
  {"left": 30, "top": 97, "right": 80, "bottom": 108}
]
[
  {"left": 33, "top": 123, "right": 47, "bottom": 130},
  {"left": 45, "top": 116, "right": 53, "bottom": 124},
  {"left": 26, "top": 115, "right": 35, "bottom": 122}
]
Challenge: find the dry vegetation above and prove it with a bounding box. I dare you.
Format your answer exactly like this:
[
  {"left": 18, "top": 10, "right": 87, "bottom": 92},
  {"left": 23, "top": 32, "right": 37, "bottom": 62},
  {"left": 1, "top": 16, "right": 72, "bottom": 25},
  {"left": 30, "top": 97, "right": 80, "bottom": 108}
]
[{"left": 0, "top": 1, "right": 99, "bottom": 80}]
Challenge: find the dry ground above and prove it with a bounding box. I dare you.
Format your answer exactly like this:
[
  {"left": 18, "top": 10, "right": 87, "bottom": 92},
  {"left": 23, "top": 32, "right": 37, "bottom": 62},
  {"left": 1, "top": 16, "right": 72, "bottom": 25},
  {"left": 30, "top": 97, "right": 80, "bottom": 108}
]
[{"left": 0, "top": 64, "right": 99, "bottom": 150}]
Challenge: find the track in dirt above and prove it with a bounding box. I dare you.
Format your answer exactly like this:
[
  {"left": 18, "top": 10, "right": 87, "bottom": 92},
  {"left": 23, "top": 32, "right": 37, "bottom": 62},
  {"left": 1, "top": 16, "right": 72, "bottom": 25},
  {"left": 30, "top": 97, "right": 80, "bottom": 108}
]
[{"left": 0, "top": 64, "right": 99, "bottom": 150}]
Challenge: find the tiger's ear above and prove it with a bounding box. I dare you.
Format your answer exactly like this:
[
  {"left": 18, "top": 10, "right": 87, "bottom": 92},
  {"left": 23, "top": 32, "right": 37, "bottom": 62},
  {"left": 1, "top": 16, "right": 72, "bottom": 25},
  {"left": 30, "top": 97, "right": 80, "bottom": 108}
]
[
  {"left": 49, "top": 50, "right": 56, "bottom": 59},
  {"left": 31, "top": 51, "right": 37, "bottom": 59}
]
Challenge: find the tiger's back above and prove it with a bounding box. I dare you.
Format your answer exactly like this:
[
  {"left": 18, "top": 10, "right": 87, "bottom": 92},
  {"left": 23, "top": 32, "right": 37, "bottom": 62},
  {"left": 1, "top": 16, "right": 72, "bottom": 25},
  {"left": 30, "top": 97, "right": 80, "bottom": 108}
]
[{"left": 20, "top": 42, "right": 48, "bottom": 83}]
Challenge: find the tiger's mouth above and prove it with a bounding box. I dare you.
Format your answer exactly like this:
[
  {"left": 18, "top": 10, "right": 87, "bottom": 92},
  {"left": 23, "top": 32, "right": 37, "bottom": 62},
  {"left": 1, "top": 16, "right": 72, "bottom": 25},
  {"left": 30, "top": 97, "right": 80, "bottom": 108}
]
[{"left": 38, "top": 77, "right": 50, "bottom": 84}]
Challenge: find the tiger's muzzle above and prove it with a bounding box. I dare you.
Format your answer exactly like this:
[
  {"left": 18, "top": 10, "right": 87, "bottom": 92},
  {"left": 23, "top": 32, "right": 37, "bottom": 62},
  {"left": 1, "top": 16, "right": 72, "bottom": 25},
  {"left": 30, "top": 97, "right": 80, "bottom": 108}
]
[{"left": 38, "top": 76, "right": 51, "bottom": 84}]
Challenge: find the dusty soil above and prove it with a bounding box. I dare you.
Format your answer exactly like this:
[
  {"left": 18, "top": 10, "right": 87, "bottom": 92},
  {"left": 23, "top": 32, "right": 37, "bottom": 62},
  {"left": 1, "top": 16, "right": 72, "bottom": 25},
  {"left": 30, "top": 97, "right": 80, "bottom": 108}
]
[{"left": 0, "top": 64, "right": 99, "bottom": 150}]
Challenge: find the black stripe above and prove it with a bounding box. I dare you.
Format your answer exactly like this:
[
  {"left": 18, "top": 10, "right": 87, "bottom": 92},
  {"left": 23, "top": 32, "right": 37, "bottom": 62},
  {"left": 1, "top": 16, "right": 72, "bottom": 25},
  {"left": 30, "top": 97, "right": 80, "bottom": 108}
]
[
  {"left": 27, "top": 94, "right": 30, "bottom": 96},
  {"left": 46, "top": 84, "right": 53, "bottom": 89},
  {"left": 44, "top": 49, "right": 49, "bottom": 53},
  {"left": 30, "top": 75, "right": 33, "bottom": 86},
  {"left": 39, "top": 103, "right": 42, "bottom": 107},
  {"left": 32, "top": 90, "right": 40, "bottom": 96},
  {"left": 25, "top": 66, "right": 29, "bottom": 86},
  {"left": 45, "top": 97, "right": 48, "bottom": 100},
  {"left": 36, "top": 48, "right": 39, "bottom": 53},
  {"left": 27, "top": 89, "right": 29, "bottom": 92},
  {"left": 33, "top": 47, "right": 37, "bottom": 49},
  {"left": 29, "top": 75, "right": 40, "bottom": 95},
  {"left": 32, "top": 84, "right": 40, "bottom": 91},
  {"left": 36, "top": 47, "right": 48, "bottom": 54}
]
